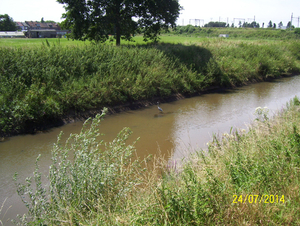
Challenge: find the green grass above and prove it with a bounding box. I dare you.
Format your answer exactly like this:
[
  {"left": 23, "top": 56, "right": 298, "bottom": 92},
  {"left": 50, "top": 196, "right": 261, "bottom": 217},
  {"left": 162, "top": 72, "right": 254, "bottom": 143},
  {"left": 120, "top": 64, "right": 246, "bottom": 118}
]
[
  {"left": 0, "top": 38, "right": 90, "bottom": 47},
  {"left": 14, "top": 96, "right": 300, "bottom": 225},
  {"left": 0, "top": 36, "right": 300, "bottom": 136},
  {"left": 170, "top": 26, "right": 300, "bottom": 40}
]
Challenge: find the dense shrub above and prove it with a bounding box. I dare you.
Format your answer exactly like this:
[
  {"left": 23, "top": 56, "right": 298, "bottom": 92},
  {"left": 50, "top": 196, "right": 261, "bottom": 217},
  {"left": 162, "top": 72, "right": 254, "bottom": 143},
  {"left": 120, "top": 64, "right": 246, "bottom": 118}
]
[{"left": 0, "top": 39, "right": 300, "bottom": 136}]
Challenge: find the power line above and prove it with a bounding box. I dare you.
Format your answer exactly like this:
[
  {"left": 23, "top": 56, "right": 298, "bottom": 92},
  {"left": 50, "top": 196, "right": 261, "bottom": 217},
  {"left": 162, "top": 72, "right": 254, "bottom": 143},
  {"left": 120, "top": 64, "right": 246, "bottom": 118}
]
[
  {"left": 233, "top": 18, "right": 245, "bottom": 27},
  {"left": 189, "top": 19, "right": 204, "bottom": 26},
  {"left": 290, "top": 13, "right": 300, "bottom": 29}
]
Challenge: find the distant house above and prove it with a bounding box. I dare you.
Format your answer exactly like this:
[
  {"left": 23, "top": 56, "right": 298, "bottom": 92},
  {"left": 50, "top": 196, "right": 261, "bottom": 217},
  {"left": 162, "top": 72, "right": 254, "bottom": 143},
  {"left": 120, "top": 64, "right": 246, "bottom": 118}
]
[
  {"left": 6, "top": 21, "right": 65, "bottom": 38},
  {"left": 15, "top": 22, "right": 29, "bottom": 31},
  {"left": 24, "top": 21, "right": 61, "bottom": 31},
  {"left": 19, "top": 21, "right": 63, "bottom": 38},
  {"left": 47, "top": 23, "right": 61, "bottom": 30}
]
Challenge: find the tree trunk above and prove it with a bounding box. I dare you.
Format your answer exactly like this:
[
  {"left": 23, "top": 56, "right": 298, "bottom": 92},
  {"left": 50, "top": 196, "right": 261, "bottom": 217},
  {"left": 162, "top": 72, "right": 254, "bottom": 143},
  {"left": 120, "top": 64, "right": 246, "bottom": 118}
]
[
  {"left": 115, "top": 4, "right": 121, "bottom": 46},
  {"left": 116, "top": 23, "right": 121, "bottom": 46}
]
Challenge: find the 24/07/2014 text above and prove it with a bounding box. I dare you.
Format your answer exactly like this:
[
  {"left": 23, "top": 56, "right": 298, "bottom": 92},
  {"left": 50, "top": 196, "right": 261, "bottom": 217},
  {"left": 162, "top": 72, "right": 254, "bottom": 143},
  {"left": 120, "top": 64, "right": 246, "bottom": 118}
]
[{"left": 232, "top": 195, "right": 285, "bottom": 204}]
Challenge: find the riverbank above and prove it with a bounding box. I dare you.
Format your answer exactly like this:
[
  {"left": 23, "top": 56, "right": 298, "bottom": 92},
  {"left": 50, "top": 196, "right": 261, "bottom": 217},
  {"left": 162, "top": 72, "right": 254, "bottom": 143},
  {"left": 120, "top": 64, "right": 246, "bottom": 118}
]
[
  {"left": 13, "top": 96, "right": 300, "bottom": 225},
  {"left": 1, "top": 38, "right": 300, "bottom": 137}
]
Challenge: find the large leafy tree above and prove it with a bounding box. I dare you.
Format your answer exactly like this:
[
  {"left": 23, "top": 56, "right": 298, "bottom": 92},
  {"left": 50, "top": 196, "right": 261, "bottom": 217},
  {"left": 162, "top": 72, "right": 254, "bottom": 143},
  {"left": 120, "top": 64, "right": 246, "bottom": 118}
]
[
  {"left": 57, "top": 0, "right": 181, "bottom": 45},
  {"left": 0, "top": 14, "right": 17, "bottom": 31}
]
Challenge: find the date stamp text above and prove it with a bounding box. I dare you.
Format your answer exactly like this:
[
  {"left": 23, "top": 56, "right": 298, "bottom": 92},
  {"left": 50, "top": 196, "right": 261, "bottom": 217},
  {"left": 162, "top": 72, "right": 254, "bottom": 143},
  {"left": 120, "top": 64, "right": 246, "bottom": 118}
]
[{"left": 232, "top": 195, "right": 284, "bottom": 204}]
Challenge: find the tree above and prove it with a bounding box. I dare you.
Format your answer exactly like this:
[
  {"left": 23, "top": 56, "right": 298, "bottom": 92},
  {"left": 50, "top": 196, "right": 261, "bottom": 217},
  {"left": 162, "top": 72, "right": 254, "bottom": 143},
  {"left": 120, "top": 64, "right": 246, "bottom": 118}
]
[
  {"left": 0, "top": 14, "right": 17, "bottom": 31},
  {"left": 251, "top": 21, "right": 260, "bottom": 28},
  {"left": 278, "top": 21, "right": 283, "bottom": 29},
  {"left": 240, "top": 21, "right": 260, "bottom": 28},
  {"left": 273, "top": 23, "right": 276, "bottom": 29},
  {"left": 45, "top": 20, "right": 57, "bottom": 23},
  {"left": 57, "top": 0, "right": 181, "bottom": 46},
  {"left": 238, "top": 21, "right": 242, "bottom": 28},
  {"left": 41, "top": 17, "right": 45, "bottom": 23},
  {"left": 268, "top": 20, "right": 273, "bottom": 28},
  {"left": 204, "top": 21, "right": 226, "bottom": 27}
]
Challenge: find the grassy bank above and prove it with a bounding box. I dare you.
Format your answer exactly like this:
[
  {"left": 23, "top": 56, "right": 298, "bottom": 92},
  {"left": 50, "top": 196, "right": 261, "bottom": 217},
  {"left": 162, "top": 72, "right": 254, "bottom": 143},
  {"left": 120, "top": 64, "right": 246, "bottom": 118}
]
[
  {"left": 1, "top": 38, "right": 300, "bottom": 136},
  {"left": 170, "top": 26, "right": 300, "bottom": 39},
  {"left": 13, "top": 96, "right": 300, "bottom": 225}
]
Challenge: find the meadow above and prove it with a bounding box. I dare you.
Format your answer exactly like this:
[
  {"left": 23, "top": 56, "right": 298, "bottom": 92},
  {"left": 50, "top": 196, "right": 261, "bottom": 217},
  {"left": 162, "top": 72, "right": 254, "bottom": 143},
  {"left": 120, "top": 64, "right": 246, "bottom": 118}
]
[
  {"left": 1, "top": 33, "right": 300, "bottom": 136},
  {"left": 12, "top": 96, "right": 300, "bottom": 225}
]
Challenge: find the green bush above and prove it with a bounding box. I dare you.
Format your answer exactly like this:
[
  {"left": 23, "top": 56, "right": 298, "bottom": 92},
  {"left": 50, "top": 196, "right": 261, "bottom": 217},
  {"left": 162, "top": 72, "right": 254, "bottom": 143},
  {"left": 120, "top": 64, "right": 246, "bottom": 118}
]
[{"left": 14, "top": 108, "right": 145, "bottom": 225}]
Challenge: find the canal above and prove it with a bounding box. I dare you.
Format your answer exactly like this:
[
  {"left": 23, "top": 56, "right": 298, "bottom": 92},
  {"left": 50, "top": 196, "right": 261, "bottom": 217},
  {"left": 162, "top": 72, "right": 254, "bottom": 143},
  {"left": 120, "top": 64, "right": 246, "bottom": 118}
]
[{"left": 1, "top": 75, "right": 300, "bottom": 224}]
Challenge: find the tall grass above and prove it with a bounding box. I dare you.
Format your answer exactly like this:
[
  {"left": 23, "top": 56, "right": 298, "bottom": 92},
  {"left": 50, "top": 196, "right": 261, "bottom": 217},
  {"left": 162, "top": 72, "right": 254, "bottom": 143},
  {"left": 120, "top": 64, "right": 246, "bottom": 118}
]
[
  {"left": 14, "top": 97, "right": 300, "bottom": 225},
  {"left": 1, "top": 39, "right": 300, "bottom": 136},
  {"left": 171, "top": 26, "right": 300, "bottom": 39},
  {"left": 13, "top": 108, "right": 147, "bottom": 225}
]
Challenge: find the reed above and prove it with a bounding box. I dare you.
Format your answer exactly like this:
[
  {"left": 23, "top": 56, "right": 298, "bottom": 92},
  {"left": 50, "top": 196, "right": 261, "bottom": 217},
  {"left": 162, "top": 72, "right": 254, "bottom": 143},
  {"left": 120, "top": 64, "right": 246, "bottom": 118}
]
[{"left": 0, "top": 38, "right": 300, "bottom": 136}]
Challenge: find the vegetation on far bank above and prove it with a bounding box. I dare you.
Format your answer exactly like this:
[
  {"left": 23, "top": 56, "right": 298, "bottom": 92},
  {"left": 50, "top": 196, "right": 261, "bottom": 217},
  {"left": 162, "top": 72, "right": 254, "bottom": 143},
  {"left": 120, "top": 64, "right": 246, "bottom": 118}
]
[
  {"left": 13, "top": 96, "right": 300, "bottom": 225},
  {"left": 1, "top": 35, "right": 300, "bottom": 136},
  {"left": 169, "top": 26, "right": 300, "bottom": 39}
]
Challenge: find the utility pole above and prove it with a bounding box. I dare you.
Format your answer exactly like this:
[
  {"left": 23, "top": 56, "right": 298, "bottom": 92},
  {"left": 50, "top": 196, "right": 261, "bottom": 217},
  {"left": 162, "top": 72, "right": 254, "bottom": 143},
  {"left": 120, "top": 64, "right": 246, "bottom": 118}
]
[
  {"left": 189, "top": 19, "right": 204, "bottom": 27},
  {"left": 291, "top": 13, "right": 293, "bottom": 30},
  {"left": 247, "top": 16, "right": 255, "bottom": 22},
  {"left": 233, "top": 18, "right": 245, "bottom": 27},
  {"left": 290, "top": 13, "right": 300, "bottom": 29}
]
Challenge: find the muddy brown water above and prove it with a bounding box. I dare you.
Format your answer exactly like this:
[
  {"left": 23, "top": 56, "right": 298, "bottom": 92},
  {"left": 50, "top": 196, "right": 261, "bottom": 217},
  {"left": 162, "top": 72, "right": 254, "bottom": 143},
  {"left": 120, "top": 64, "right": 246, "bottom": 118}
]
[{"left": 1, "top": 76, "right": 300, "bottom": 224}]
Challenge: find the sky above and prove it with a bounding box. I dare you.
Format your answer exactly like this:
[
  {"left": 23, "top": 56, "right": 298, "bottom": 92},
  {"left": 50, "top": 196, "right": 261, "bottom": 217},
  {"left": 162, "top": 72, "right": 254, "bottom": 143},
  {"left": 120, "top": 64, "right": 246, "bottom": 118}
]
[{"left": 0, "top": 0, "right": 299, "bottom": 27}]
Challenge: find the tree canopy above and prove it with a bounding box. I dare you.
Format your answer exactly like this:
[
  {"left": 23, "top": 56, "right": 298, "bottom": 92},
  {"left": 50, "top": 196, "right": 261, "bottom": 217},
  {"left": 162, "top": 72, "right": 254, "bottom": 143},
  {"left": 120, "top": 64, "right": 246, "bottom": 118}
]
[
  {"left": 0, "top": 14, "right": 17, "bottom": 31},
  {"left": 57, "top": 0, "right": 181, "bottom": 45},
  {"left": 204, "top": 21, "right": 227, "bottom": 28}
]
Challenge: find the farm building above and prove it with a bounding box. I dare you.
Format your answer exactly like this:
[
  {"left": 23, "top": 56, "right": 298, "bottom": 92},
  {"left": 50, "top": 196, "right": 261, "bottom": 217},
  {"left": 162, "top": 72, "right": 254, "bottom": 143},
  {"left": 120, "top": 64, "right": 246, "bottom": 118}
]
[
  {"left": 25, "top": 29, "right": 57, "bottom": 38},
  {"left": 56, "top": 30, "right": 70, "bottom": 38}
]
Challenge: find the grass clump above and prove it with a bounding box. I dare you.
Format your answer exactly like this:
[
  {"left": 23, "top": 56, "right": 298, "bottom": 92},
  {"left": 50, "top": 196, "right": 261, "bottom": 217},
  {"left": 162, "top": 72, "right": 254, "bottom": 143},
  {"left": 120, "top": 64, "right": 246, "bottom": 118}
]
[
  {"left": 14, "top": 97, "right": 300, "bottom": 225},
  {"left": 14, "top": 108, "right": 147, "bottom": 225}
]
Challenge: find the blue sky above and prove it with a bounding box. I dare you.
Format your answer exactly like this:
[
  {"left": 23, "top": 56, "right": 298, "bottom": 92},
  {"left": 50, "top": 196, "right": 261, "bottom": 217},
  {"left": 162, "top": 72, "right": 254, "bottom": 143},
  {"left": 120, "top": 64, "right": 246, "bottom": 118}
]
[{"left": 0, "top": 0, "right": 299, "bottom": 27}]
